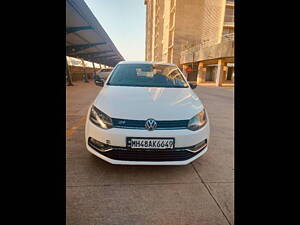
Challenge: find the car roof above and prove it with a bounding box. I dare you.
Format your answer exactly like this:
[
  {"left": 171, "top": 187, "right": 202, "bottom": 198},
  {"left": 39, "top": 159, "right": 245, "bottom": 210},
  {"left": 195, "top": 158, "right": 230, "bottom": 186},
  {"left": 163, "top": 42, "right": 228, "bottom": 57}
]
[{"left": 118, "top": 60, "right": 177, "bottom": 66}]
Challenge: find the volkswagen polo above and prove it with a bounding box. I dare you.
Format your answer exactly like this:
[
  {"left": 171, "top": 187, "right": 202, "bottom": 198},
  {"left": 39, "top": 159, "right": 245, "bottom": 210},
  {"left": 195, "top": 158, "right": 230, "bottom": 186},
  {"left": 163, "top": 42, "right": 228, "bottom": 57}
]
[{"left": 85, "top": 61, "right": 209, "bottom": 165}]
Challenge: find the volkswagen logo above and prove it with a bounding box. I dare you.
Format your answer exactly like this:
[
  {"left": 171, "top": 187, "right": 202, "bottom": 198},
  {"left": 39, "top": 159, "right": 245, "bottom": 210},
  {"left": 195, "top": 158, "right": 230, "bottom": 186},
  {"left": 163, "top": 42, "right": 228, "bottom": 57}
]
[{"left": 145, "top": 119, "right": 157, "bottom": 131}]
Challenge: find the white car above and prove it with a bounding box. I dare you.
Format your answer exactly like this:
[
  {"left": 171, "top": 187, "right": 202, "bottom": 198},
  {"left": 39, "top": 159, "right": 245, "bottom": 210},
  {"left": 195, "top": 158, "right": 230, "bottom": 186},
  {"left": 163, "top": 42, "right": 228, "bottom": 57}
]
[
  {"left": 95, "top": 68, "right": 113, "bottom": 80},
  {"left": 85, "top": 61, "right": 210, "bottom": 165}
]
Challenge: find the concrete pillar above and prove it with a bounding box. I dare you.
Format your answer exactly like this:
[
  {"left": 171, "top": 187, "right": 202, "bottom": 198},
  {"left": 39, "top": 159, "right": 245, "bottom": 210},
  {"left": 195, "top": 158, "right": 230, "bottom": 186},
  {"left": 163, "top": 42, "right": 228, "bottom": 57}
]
[
  {"left": 197, "top": 62, "right": 206, "bottom": 84},
  {"left": 216, "top": 59, "right": 225, "bottom": 87},
  {"left": 223, "top": 65, "right": 228, "bottom": 82}
]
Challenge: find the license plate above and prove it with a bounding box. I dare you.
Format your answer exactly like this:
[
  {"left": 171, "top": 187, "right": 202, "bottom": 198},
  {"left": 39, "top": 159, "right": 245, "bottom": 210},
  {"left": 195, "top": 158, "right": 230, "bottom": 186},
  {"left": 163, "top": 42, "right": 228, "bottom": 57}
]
[{"left": 126, "top": 137, "right": 175, "bottom": 150}]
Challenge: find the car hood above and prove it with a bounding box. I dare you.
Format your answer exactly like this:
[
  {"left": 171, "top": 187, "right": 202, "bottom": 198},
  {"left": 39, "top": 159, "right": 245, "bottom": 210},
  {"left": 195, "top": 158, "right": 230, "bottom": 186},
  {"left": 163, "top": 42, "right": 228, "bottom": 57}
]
[{"left": 93, "top": 86, "right": 204, "bottom": 120}]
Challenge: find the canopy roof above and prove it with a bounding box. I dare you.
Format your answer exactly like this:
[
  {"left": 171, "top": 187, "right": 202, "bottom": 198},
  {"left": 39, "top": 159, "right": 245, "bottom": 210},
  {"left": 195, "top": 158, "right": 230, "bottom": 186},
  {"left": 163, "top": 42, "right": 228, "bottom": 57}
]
[{"left": 66, "top": 0, "right": 124, "bottom": 67}]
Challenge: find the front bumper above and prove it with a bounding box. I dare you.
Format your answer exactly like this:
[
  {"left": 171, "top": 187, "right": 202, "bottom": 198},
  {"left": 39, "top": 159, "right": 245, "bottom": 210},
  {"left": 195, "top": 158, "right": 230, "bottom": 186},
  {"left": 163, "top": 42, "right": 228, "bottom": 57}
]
[
  {"left": 86, "top": 143, "right": 208, "bottom": 165},
  {"left": 85, "top": 114, "right": 210, "bottom": 165}
]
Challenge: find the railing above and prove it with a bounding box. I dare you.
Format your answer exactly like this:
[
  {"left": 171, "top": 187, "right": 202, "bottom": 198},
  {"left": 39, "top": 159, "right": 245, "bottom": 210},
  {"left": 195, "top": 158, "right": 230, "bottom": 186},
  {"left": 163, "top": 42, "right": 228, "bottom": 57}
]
[
  {"left": 181, "top": 33, "right": 234, "bottom": 56},
  {"left": 223, "top": 21, "right": 234, "bottom": 27},
  {"left": 180, "top": 33, "right": 234, "bottom": 64},
  {"left": 222, "top": 33, "right": 234, "bottom": 41},
  {"left": 226, "top": 0, "right": 234, "bottom": 7},
  {"left": 181, "top": 38, "right": 218, "bottom": 55}
]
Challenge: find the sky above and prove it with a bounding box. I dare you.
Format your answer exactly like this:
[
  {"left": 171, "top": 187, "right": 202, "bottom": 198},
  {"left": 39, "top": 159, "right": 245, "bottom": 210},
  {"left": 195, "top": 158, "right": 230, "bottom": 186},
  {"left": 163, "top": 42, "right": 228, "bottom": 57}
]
[{"left": 85, "top": 0, "right": 146, "bottom": 61}]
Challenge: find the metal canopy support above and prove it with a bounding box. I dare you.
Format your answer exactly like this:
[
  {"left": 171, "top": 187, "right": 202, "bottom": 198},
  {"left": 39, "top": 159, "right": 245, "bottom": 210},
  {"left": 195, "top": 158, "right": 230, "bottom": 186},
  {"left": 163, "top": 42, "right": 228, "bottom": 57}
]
[
  {"left": 72, "top": 50, "right": 114, "bottom": 58},
  {"left": 66, "top": 59, "right": 73, "bottom": 86},
  {"left": 66, "top": 0, "right": 124, "bottom": 69},
  {"left": 98, "top": 56, "right": 120, "bottom": 63},
  {"left": 66, "top": 26, "right": 93, "bottom": 34},
  {"left": 95, "top": 56, "right": 118, "bottom": 65},
  {"left": 92, "top": 60, "right": 96, "bottom": 79},
  {"left": 66, "top": 42, "right": 107, "bottom": 54},
  {"left": 81, "top": 58, "right": 89, "bottom": 83},
  {"left": 94, "top": 54, "right": 116, "bottom": 59},
  {"left": 106, "top": 56, "right": 120, "bottom": 59}
]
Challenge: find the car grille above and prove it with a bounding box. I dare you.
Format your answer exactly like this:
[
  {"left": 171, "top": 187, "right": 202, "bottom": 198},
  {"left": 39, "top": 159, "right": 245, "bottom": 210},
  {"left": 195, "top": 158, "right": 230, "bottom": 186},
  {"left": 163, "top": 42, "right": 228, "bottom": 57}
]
[
  {"left": 98, "top": 150, "right": 203, "bottom": 161},
  {"left": 112, "top": 118, "right": 189, "bottom": 130}
]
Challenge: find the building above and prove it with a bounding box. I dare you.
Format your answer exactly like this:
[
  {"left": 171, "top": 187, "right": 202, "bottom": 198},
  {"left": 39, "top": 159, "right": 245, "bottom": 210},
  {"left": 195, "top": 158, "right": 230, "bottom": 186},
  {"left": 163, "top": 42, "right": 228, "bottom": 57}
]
[{"left": 144, "top": 0, "right": 234, "bottom": 86}]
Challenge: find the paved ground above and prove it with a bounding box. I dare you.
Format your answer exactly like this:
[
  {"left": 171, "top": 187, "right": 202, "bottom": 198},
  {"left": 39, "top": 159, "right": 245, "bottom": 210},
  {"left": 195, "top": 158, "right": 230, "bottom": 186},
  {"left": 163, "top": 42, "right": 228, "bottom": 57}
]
[{"left": 66, "top": 80, "right": 234, "bottom": 225}]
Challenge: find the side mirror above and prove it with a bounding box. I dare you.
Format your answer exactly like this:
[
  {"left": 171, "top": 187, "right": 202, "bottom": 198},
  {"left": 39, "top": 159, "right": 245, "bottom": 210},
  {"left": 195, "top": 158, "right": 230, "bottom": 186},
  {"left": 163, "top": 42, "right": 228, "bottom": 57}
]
[
  {"left": 95, "top": 79, "right": 104, "bottom": 87},
  {"left": 189, "top": 82, "right": 197, "bottom": 89}
]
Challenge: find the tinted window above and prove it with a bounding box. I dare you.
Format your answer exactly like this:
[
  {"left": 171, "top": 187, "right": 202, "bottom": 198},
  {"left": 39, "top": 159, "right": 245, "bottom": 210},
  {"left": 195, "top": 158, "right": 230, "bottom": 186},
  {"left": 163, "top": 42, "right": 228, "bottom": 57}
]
[{"left": 107, "top": 64, "right": 188, "bottom": 88}]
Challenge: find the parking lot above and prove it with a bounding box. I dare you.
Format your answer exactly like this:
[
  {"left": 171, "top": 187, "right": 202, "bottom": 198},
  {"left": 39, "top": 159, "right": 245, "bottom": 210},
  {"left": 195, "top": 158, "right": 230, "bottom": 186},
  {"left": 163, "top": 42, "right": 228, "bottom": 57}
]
[{"left": 66, "top": 81, "right": 234, "bottom": 225}]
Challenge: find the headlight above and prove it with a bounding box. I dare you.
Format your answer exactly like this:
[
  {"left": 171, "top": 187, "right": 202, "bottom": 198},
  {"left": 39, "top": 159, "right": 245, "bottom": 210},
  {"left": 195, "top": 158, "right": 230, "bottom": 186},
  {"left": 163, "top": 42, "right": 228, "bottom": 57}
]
[
  {"left": 89, "top": 105, "right": 113, "bottom": 129},
  {"left": 188, "top": 109, "right": 207, "bottom": 131}
]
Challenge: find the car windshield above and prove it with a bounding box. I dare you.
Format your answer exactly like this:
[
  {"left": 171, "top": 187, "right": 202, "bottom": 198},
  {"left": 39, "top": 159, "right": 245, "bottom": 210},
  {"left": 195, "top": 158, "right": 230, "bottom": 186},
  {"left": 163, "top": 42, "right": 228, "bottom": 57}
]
[{"left": 107, "top": 64, "right": 188, "bottom": 88}]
